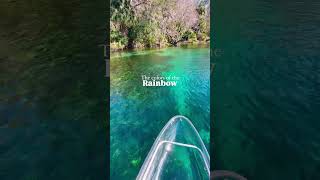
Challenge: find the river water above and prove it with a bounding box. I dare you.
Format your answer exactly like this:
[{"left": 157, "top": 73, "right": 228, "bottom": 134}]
[
  {"left": 110, "top": 46, "right": 210, "bottom": 179},
  {"left": 1, "top": 0, "right": 320, "bottom": 179},
  {"left": 212, "top": 0, "right": 320, "bottom": 179},
  {"left": 0, "top": 1, "right": 108, "bottom": 180}
]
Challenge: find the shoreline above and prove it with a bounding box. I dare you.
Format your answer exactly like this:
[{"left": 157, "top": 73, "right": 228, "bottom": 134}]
[
  {"left": 110, "top": 41, "right": 210, "bottom": 59},
  {"left": 110, "top": 41, "right": 210, "bottom": 53}
]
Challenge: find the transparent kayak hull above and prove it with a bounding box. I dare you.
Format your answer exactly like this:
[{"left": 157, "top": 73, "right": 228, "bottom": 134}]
[{"left": 136, "top": 115, "right": 210, "bottom": 180}]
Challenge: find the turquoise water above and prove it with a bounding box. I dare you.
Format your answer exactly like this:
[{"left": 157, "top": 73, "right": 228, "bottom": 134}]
[
  {"left": 110, "top": 47, "right": 210, "bottom": 179},
  {"left": 212, "top": 0, "right": 320, "bottom": 179}
]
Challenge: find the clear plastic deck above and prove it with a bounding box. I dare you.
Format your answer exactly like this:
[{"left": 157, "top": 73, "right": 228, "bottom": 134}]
[{"left": 136, "top": 115, "right": 210, "bottom": 180}]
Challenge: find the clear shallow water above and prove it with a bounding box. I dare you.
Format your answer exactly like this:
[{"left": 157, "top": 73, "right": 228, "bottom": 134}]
[
  {"left": 110, "top": 47, "right": 210, "bottom": 179},
  {"left": 212, "top": 0, "right": 320, "bottom": 179}
]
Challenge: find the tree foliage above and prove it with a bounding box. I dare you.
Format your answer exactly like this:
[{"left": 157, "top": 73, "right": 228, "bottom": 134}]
[{"left": 111, "top": 0, "right": 210, "bottom": 50}]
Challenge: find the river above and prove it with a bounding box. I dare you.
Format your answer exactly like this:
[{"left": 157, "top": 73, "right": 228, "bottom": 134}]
[
  {"left": 110, "top": 46, "right": 210, "bottom": 179},
  {"left": 0, "top": 1, "right": 108, "bottom": 180},
  {"left": 212, "top": 0, "right": 320, "bottom": 179},
  {"left": 1, "top": 0, "right": 319, "bottom": 179}
]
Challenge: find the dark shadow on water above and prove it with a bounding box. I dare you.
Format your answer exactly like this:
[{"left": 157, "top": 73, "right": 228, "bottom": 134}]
[
  {"left": 0, "top": 1, "right": 108, "bottom": 180},
  {"left": 212, "top": 0, "right": 320, "bottom": 179}
]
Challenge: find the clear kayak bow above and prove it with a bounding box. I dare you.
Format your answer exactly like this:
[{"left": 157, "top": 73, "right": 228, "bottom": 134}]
[{"left": 136, "top": 115, "right": 210, "bottom": 180}]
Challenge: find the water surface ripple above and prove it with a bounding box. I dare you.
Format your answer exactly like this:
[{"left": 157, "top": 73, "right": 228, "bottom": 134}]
[{"left": 212, "top": 0, "right": 320, "bottom": 179}]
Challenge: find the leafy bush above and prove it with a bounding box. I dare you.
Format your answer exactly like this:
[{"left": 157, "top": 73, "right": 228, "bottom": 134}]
[{"left": 110, "top": 0, "right": 210, "bottom": 50}]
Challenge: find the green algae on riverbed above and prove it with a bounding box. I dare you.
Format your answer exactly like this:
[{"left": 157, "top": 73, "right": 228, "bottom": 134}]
[{"left": 110, "top": 47, "right": 210, "bottom": 179}]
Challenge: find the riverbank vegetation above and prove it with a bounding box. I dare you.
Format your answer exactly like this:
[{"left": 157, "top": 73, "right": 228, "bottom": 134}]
[{"left": 111, "top": 0, "right": 210, "bottom": 51}]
